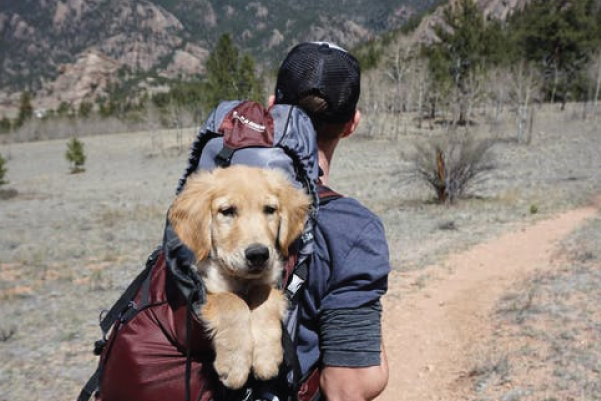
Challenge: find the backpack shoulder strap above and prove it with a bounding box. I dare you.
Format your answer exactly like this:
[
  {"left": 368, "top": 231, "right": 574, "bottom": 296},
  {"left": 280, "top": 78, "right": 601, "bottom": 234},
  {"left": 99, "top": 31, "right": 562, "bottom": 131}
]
[
  {"left": 77, "top": 246, "right": 163, "bottom": 401},
  {"left": 317, "top": 184, "right": 343, "bottom": 205},
  {"left": 99, "top": 246, "right": 162, "bottom": 333},
  {"left": 284, "top": 185, "right": 342, "bottom": 299},
  {"left": 280, "top": 186, "right": 343, "bottom": 401}
]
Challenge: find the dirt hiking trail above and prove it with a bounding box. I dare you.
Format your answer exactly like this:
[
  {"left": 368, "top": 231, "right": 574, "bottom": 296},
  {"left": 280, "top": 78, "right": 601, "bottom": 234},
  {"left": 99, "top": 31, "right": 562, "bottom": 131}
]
[{"left": 379, "top": 199, "right": 600, "bottom": 401}]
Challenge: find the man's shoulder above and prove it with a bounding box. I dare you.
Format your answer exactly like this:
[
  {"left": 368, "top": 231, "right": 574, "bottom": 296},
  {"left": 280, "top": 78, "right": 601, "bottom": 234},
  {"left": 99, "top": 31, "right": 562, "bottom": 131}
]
[
  {"left": 316, "top": 195, "right": 386, "bottom": 250},
  {"left": 311, "top": 193, "right": 390, "bottom": 307},
  {"left": 319, "top": 195, "right": 381, "bottom": 226}
]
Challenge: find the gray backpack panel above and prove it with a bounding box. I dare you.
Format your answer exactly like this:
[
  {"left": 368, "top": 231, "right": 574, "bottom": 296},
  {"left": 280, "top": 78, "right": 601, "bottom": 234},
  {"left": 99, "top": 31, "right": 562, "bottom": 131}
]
[{"left": 177, "top": 100, "right": 320, "bottom": 198}]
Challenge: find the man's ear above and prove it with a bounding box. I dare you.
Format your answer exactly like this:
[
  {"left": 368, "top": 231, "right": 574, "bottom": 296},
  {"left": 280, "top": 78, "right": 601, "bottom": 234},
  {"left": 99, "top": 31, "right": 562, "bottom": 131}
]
[
  {"left": 341, "top": 109, "right": 361, "bottom": 138},
  {"left": 268, "top": 95, "right": 276, "bottom": 108},
  {"left": 168, "top": 173, "right": 213, "bottom": 261}
]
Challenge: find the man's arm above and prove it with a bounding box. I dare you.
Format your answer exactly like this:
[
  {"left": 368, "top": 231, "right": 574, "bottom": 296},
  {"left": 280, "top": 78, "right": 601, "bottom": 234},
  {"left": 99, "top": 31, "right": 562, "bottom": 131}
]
[
  {"left": 320, "top": 346, "right": 388, "bottom": 401},
  {"left": 316, "top": 210, "right": 390, "bottom": 401}
]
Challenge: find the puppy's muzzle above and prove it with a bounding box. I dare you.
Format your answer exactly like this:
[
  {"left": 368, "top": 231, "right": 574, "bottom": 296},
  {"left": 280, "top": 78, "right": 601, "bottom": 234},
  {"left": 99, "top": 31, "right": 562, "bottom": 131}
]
[{"left": 245, "top": 244, "right": 270, "bottom": 271}]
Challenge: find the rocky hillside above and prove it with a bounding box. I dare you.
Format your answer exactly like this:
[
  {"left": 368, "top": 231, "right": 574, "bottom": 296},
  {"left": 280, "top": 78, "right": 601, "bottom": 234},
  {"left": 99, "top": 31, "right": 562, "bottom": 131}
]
[
  {"left": 0, "top": 0, "right": 442, "bottom": 93},
  {"left": 409, "top": 0, "right": 530, "bottom": 45},
  {"left": 0, "top": 0, "right": 532, "bottom": 111},
  {"left": 479, "top": 0, "right": 529, "bottom": 20},
  {"left": 1, "top": 0, "right": 201, "bottom": 91},
  {"left": 40, "top": 50, "right": 121, "bottom": 110}
]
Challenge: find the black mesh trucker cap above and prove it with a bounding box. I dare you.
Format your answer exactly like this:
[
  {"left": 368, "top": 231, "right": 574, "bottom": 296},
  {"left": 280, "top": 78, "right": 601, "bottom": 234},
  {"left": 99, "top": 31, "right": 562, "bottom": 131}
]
[{"left": 275, "top": 42, "right": 361, "bottom": 124}]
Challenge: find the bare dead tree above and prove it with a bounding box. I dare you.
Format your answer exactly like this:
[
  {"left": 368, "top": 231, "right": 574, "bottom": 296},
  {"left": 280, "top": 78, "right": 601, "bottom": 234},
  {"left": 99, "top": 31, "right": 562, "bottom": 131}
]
[
  {"left": 508, "top": 60, "right": 541, "bottom": 144},
  {"left": 416, "top": 71, "right": 427, "bottom": 129},
  {"left": 464, "top": 69, "right": 486, "bottom": 127},
  {"left": 359, "top": 72, "right": 388, "bottom": 138},
  {"left": 384, "top": 40, "right": 416, "bottom": 137},
  {"left": 588, "top": 51, "right": 601, "bottom": 120},
  {"left": 168, "top": 97, "right": 185, "bottom": 154},
  {"left": 145, "top": 100, "right": 165, "bottom": 157},
  {"left": 490, "top": 68, "right": 508, "bottom": 123}
]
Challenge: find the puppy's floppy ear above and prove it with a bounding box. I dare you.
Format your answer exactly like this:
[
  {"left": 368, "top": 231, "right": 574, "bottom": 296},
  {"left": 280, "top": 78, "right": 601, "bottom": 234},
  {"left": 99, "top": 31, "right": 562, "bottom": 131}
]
[
  {"left": 270, "top": 172, "right": 311, "bottom": 256},
  {"left": 168, "top": 173, "right": 214, "bottom": 261}
]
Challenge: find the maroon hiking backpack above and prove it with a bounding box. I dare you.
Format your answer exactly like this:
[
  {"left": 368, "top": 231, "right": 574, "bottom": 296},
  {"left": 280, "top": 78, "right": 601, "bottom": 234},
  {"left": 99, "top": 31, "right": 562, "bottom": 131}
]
[{"left": 78, "top": 101, "right": 342, "bottom": 401}]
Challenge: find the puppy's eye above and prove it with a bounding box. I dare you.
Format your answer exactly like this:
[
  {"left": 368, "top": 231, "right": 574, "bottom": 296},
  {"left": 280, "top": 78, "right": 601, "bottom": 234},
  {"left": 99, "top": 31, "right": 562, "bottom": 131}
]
[
  {"left": 264, "top": 205, "right": 277, "bottom": 215},
  {"left": 219, "top": 206, "right": 237, "bottom": 217}
]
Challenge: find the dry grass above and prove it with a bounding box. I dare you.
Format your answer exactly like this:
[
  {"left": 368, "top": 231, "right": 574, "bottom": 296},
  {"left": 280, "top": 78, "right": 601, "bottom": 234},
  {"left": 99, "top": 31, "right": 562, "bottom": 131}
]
[
  {"left": 0, "top": 108, "right": 199, "bottom": 145},
  {"left": 0, "top": 103, "right": 600, "bottom": 400},
  {"left": 467, "top": 214, "right": 601, "bottom": 401}
]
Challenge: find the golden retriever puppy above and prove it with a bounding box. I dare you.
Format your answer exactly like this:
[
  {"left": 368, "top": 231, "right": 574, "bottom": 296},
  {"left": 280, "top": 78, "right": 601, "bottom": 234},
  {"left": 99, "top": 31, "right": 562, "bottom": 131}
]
[{"left": 168, "top": 165, "right": 311, "bottom": 389}]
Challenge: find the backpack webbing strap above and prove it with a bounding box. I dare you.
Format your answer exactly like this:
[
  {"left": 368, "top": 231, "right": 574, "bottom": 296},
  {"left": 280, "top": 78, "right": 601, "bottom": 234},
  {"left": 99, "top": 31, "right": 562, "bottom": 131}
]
[
  {"left": 77, "top": 367, "right": 101, "bottom": 401},
  {"left": 281, "top": 185, "right": 342, "bottom": 400},
  {"left": 282, "top": 321, "right": 303, "bottom": 398},
  {"left": 317, "top": 185, "right": 342, "bottom": 205},
  {"left": 285, "top": 186, "right": 342, "bottom": 301},
  {"left": 99, "top": 247, "right": 161, "bottom": 334},
  {"left": 215, "top": 146, "right": 235, "bottom": 167},
  {"left": 77, "top": 247, "right": 162, "bottom": 401},
  {"left": 285, "top": 261, "right": 308, "bottom": 302}
]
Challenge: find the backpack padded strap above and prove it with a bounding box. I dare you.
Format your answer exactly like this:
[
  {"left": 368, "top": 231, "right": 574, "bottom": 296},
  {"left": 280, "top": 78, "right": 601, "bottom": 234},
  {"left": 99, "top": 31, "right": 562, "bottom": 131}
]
[
  {"left": 77, "top": 248, "right": 162, "bottom": 401},
  {"left": 77, "top": 367, "right": 101, "bottom": 401},
  {"left": 282, "top": 320, "right": 303, "bottom": 388},
  {"left": 317, "top": 185, "right": 343, "bottom": 205},
  {"left": 99, "top": 247, "right": 162, "bottom": 334},
  {"left": 284, "top": 186, "right": 342, "bottom": 299}
]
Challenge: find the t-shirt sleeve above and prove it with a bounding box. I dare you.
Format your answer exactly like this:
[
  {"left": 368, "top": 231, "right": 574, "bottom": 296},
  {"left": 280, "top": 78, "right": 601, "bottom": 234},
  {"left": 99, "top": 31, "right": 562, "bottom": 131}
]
[
  {"left": 317, "top": 214, "right": 390, "bottom": 367},
  {"left": 320, "top": 219, "right": 390, "bottom": 310},
  {"left": 319, "top": 301, "right": 383, "bottom": 367}
]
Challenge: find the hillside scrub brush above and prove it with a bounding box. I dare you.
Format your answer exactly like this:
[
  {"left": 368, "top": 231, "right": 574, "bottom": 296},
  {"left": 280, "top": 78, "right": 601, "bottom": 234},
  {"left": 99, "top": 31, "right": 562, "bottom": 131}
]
[{"left": 410, "top": 132, "right": 496, "bottom": 204}]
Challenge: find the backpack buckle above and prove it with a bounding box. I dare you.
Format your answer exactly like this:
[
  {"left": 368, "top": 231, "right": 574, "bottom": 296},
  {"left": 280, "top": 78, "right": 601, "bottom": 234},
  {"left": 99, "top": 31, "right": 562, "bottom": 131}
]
[
  {"left": 119, "top": 301, "right": 138, "bottom": 323},
  {"left": 93, "top": 338, "right": 107, "bottom": 356},
  {"left": 301, "top": 231, "right": 313, "bottom": 244},
  {"left": 215, "top": 146, "right": 235, "bottom": 167},
  {"left": 93, "top": 310, "right": 110, "bottom": 356}
]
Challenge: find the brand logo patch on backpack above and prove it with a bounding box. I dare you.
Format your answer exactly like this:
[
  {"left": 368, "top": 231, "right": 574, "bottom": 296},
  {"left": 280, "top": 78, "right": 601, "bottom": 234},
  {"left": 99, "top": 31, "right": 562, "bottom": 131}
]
[{"left": 219, "top": 101, "right": 275, "bottom": 148}]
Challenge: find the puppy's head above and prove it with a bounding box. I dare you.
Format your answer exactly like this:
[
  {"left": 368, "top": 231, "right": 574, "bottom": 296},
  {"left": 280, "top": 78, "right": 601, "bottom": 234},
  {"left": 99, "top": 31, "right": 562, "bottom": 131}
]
[{"left": 168, "top": 165, "right": 311, "bottom": 280}]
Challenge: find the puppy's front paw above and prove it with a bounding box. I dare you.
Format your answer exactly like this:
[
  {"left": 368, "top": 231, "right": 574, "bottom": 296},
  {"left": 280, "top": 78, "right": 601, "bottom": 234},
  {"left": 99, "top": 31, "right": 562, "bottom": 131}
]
[
  {"left": 202, "top": 292, "right": 253, "bottom": 389},
  {"left": 252, "top": 340, "right": 283, "bottom": 381},
  {"left": 250, "top": 288, "right": 286, "bottom": 381},
  {"left": 214, "top": 351, "right": 252, "bottom": 389}
]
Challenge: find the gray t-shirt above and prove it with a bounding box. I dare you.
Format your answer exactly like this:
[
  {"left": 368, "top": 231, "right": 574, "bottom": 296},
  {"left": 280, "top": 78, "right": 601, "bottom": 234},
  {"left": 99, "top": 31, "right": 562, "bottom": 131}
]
[{"left": 296, "top": 195, "right": 390, "bottom": 375}]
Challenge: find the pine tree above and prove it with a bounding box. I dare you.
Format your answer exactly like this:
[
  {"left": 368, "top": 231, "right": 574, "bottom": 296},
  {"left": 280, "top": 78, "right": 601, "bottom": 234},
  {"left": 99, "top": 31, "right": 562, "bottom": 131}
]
[
  {"left": 78, "top": 101, "right": 93, "bottom": 118},
  {"left": 15, "top": 91, "right": 33, "bottom": 128},
  {"left": 0, "top": 115, "right": 11, "bottom": 134},
  {"left": 0, "top": 153, "right": 7, "bottom": 186},
  {"left": 204, "top": 33, "right": 241, "bottom": 108},
  {"left": 57, "top": 101, "right": 73, "bottom": 118},
  {"left": 428, "top": 0, "right": 491, "bottom": 125},
  {"left": 509, "top": 0, "right": 600, "bottom": 107},
  {"left": 238, "top": 54, "right": 264, "bottom": 102},
  {"left": 203, "top": 33, "right": 264, "bottom": 109},
  {"left": 65, "top": 137, "right": 86, "bottom": 173}
]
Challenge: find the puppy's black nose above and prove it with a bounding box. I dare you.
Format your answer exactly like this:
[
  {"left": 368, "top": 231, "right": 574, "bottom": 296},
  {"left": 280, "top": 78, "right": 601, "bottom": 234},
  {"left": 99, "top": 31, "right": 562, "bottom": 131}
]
[{"left": 245, "top": 244, "right": 270, "bottom": 269}]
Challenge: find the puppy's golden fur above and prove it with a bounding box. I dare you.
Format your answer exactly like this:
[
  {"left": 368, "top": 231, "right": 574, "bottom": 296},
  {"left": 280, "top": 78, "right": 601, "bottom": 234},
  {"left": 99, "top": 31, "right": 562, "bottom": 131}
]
[{"left": 168, "top": 165, "right": 310, "bottom": 389}]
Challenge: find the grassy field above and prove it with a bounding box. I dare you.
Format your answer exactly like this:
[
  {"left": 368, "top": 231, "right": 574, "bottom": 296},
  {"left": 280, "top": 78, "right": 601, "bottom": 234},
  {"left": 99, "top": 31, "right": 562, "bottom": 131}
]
[
  {"left": 466, "top": 213, "right": 601, "bottom": 400},
  {"left": 0, "top": 103, "right": 600, "bottom": 400}
]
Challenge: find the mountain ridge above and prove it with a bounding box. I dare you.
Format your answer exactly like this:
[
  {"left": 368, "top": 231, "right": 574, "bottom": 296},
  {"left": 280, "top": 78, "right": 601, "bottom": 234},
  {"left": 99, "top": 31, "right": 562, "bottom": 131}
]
[
  {"left": 0, "top": 0, "right": 442, "bottom": 92},
  {"left": 0, "top": 0, "right": 528, "bottom": 111}
]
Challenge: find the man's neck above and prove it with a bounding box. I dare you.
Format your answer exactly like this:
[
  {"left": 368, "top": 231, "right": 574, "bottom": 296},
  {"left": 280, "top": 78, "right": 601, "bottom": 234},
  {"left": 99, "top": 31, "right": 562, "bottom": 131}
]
[
  {"left": 317, "top": 139, "right": 339, "bottom": 186},
  {"left": 318, "top": 153, "right": 330, "bottom": 186}
]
